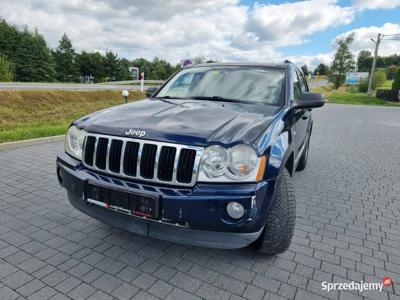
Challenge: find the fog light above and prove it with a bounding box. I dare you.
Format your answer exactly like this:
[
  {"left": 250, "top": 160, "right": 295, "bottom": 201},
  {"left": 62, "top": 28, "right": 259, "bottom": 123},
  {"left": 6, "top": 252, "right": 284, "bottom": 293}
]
[{"left": 226, "top": 202, "right": 245, "bottom": 219}]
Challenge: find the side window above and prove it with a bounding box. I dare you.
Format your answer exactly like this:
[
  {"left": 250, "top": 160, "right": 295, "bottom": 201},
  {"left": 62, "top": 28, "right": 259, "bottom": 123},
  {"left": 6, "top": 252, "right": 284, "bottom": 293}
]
[
  {"left": 293, "top": 71, "right": 302, "bottom": 100},
  {"left": 297, "top": 71, "right": 308, "bottom": 92}
]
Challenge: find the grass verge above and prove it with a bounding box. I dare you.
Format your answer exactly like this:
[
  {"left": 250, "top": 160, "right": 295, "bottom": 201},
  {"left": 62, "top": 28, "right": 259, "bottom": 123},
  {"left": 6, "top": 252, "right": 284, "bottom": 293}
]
[
  {"left": 0, "top": 90, "right": 146, "bottom": 143},
  {"left": 311, "top": 84, "right": 400, "bottom": 107}
]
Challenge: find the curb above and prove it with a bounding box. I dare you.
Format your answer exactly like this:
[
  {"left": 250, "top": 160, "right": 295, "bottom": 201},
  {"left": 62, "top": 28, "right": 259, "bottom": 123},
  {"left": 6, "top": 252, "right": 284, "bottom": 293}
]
[{"left": 0, "top": 135, "right": 65, "bottom": 151}]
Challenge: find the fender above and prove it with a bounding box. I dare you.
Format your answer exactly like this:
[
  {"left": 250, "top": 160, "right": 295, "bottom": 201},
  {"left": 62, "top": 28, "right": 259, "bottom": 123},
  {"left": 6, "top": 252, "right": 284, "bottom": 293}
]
[{"left": 253, "top": 108, "right": 295, "bottom": 180}]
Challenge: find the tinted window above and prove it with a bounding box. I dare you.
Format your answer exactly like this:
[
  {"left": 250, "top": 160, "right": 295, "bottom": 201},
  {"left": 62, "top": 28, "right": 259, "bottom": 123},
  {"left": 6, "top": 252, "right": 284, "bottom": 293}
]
[
  {"left": 297, "top": 70, "right": 308, "bottom": 92},
  {"left": 156, "top": 66, "right": 286, "bottom": 106},
  {"left": 293, "top": 71, "right": 302, "bottom": 100}
]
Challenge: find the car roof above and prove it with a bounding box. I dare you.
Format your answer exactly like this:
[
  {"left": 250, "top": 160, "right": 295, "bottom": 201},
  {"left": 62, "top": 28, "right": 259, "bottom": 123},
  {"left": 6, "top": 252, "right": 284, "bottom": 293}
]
[{"left": 184, "top": 62, "right": 291, "bottom": 69}]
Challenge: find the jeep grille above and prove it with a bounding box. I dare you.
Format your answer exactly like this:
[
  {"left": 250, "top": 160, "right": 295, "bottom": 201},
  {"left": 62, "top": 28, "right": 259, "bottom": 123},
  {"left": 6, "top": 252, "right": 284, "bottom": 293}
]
[{"left": 82, "top": 134, "right": 203, "bottom": 187}]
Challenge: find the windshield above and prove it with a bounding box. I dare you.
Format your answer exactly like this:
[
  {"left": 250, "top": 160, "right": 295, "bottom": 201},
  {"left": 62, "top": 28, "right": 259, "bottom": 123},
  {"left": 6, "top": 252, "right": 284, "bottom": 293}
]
[{"left": 155, "top": 66, "right": 286, "bottom": 105}]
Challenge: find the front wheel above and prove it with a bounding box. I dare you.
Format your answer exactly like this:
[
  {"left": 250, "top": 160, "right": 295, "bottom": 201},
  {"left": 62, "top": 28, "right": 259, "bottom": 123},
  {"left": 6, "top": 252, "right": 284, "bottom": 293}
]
[{"left": 252, "top": 169, "right": 296, "bottom": 255}]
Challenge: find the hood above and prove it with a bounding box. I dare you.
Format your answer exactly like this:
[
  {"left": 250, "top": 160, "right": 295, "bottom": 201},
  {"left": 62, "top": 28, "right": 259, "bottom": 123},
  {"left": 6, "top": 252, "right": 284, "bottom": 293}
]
[{"left": 75, "top": 99, "right": 280, "bottom": 147}]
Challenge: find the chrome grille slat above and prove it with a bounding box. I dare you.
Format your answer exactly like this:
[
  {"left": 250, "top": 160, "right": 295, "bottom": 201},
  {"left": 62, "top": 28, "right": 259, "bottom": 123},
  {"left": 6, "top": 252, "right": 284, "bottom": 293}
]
[
  {"left": 153, "top": 145, "right": 161, "bottom": 181},
  {"left": 82, "top": 133, "right": 204, "bottom": 187},
  {"left": 136, "top": 143, "right": 143, "bottom": 178},
  {"left": 105, "top": 139, "right": 111, "bottom": 172},
  {"left": 119, "top": 141, "right": 126, "bottom": 175}
]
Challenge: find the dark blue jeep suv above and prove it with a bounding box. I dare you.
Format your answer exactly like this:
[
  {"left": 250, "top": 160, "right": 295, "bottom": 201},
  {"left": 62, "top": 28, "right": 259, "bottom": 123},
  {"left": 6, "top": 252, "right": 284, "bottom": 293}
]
[{"left": 57, "top": 62, "right": 324, "bottom": 254}]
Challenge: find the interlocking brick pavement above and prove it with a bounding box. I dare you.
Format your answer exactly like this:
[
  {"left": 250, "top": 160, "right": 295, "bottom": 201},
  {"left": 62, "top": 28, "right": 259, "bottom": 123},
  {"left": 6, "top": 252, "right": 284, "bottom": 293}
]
[{"left": 0, "top": 104, "right": 399, "bottom": 299}]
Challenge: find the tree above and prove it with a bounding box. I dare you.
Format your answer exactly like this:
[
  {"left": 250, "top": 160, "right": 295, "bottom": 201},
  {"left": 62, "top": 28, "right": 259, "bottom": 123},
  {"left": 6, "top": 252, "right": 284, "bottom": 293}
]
[
  {"left": 150, "top": 57, "right": 168, "bottom": 80},
  {"left": 14, "top": 28, "right": 56, "bottom": 81},
  {"left": 77, "top": 51, "right": 106, "bottom": 82},
  {"left": 193, "top": 56, "right": 206, "bottom": 64},
  {"left": 116, "top": 58, "right": 132, "bottom": 81},
  {"left": 314, "top": 63, "right": 329, "bottom": 75},
  {"left": 357, "top": 50, "right": 372, "bottom": 72},
  {"left": 0, "top": 54, "right": 13, "bottom": 81},
  {"left": 392, "top": 69, "right": 400, "bottom": 90},
  {"left": 301, "top": 65, "right": 309, "bottom": 75},
  {"left": 53, "top": 33, "right": 78, "bottom": 82},
  {"left": 386, "top": 65, "right": 399, "bottom": 80},
  {"left": 329, "top": 33, "right": 355, "bottom": 89},
  {"left": 0, "top": 19, "right": 19, "bottom": 59},
  {"left": 104, "top": 51, "right": 120, "bottom": 81}
]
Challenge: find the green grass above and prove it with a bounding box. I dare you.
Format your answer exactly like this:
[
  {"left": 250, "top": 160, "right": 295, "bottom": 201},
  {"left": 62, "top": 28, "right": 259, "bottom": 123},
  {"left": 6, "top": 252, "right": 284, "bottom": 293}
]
[
  {"left": 379, "top": 80, "right": 394, "bottom": 89},
  {"left": 0, "top": 90, "right": 146, "bottom": 143},
  {"left": 312, "top": 84, "right": 400, "bottom": 107}
]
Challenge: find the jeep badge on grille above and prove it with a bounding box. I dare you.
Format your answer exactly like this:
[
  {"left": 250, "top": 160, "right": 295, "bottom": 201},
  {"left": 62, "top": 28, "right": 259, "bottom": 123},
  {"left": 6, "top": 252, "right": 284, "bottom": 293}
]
[{"left": 125, "top": 129, "right": 146, "bottom": 138}]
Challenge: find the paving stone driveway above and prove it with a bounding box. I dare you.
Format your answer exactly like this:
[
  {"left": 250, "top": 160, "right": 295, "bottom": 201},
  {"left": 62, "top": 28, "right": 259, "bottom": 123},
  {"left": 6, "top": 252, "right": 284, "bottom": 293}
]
[{"left": 0, "top": 104, "right": 399, "bottom": 300}]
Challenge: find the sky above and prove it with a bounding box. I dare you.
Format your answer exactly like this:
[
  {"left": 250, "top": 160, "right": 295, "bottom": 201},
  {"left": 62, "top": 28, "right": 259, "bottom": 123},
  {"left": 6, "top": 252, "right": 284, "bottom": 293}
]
[{"left": 1, "top": 0, "right": 400, "bottom": 69}]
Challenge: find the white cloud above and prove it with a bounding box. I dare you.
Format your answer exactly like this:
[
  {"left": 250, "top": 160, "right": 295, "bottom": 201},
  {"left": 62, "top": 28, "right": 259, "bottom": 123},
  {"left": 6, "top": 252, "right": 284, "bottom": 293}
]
[
  {"left": 0, "top": 0, "right": 356, "bottom": 65},
  {"left": 246, "top": 0, "right": 354, "bottom": 47},
  {"left": 335, "top": 23, "right": 400, "bottom": 57},
  {"left": 352, "top": 0, "right": 400, "bottom": 10},
  {"left": 287, "top": 53, "right": 334, "bottom": 70}
]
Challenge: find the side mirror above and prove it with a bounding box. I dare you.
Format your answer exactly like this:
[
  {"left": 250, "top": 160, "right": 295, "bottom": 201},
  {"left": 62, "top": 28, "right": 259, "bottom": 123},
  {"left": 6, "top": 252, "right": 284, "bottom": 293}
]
[
  {"left": 146, "top": 86, "right": 158, "bottom": 97},
  {"left": 295, "top": 92, "right": 325, "bottom": 109}
]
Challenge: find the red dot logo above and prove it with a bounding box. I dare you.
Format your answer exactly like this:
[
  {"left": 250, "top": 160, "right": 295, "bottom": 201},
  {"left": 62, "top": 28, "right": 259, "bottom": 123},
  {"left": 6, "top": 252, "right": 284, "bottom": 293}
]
[{"left": 383, "top": 277, "right": 393, "bottom": 287}]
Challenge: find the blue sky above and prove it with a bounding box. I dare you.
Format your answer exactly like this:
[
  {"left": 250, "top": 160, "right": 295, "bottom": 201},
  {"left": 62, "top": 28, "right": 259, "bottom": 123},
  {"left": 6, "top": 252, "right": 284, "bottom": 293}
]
[
  {"left": 1, "top": 0, "right": 400, "bottom": 68},
  {"left": 241, "top": 0, "right": 400, "bottom": 57}
]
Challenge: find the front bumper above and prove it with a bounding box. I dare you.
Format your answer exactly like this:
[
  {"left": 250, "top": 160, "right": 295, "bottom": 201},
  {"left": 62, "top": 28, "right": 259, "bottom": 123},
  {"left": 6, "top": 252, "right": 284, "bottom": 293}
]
[{"left": 57, "top": 152, "right": 276, "bottom": 249}]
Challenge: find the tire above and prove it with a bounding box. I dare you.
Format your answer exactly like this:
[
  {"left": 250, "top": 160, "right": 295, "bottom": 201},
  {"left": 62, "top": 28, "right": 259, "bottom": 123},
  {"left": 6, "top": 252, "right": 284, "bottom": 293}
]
[
  {"left": 296, "top": 136, "right": 310, "bottom": 171},
  {"left": 252, "top": 169, "right": 296, "bottom": 255}
]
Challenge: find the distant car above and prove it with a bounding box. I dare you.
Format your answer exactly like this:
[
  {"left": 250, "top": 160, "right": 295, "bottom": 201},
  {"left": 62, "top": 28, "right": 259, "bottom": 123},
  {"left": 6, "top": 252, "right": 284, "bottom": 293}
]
[{"left": 57, "top": 62, "right": 324, "bottom": 254}]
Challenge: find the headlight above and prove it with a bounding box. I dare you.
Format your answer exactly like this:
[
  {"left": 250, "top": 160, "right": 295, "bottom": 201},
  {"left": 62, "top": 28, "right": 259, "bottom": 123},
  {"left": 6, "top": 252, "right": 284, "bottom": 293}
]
[
  {"left": 201, "top": 145, "right": 229, "bottom": 177},
  {"left": 65, "top": 125, "right": 85, "bottom": 160},
  {"left": 199, "top": 144, "right": 266, "bottom": 182},
  {"left": 228, "top": 145, "right": 258, "bottom": 178}
]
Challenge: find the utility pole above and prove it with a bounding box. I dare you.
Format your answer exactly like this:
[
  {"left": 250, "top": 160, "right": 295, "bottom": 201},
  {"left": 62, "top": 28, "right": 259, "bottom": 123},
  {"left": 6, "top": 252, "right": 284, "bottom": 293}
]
[{"left": 367, "top": 33, "right": 382, "bottom": 97}]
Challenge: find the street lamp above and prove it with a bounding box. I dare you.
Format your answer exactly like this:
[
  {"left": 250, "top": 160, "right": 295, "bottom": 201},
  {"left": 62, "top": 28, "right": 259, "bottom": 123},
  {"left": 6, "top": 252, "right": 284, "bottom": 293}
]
[{"left": 122, "top": 90, "right": 129, "bottom": 103}]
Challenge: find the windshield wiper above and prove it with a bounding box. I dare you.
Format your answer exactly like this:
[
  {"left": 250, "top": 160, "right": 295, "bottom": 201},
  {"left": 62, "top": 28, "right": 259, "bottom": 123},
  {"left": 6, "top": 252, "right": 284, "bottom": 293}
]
[
  {"left": 154, "top": 95, "right": 184, "bottom": 99},
  {"left": 189, "top": 96, "right": 245, "bottom": 103}
]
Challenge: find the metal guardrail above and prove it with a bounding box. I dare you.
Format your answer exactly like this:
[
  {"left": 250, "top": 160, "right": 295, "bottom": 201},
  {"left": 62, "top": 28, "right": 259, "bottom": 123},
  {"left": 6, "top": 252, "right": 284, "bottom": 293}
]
[{"left": 101, "top": 80, "right": 165, "bottom": 85}]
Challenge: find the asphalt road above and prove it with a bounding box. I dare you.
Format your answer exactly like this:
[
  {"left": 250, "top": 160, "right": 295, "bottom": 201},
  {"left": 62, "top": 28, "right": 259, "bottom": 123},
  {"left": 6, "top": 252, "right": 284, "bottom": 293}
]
[
  {"left": 0, "top": 82, "right": 157, "bottom": 91},
  {"left": 0, "top": 104, "right": 399, "bottom": 300},
  {"left": 308, "top": 79, "right": 329, "bottom": 89}
]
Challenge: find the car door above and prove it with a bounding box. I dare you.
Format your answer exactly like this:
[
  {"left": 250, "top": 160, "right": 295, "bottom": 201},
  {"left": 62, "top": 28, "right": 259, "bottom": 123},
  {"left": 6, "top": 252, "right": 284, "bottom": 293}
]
[{"left": 293, "top": 69, "right": 310, "bottom": 158}]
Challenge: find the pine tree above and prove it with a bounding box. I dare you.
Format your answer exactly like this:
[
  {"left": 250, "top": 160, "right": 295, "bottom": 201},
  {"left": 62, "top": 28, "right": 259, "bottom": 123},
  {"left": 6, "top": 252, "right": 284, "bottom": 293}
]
[
  {"left": 0, "top": 19, "right": 19, "bottom": 59},
  {"left": 0, "top": 54, "right": 13, "bottom": 81},
  {"left": 54, "top": 33, "right": 78, "bottom": 82},
  {"left": 329, "top": 33, "right": 355, "bottom": 89},
  {"left": 104, "top": 51, "right": 119, "bottom": 81},
  {"left": 14, "top": 29, "right": 56, "bottom": 82}
]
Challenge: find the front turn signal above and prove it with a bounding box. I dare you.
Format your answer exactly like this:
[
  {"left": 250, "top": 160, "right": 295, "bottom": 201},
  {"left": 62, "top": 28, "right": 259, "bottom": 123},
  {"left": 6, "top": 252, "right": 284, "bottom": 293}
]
[{"left": 256, "top": 156, "right": 267, "bottom": 182}]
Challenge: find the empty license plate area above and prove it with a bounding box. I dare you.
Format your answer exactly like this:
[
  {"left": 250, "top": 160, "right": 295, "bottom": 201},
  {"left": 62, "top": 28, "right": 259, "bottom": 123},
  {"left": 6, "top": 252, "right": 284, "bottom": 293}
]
[{"left": 86, "top": 184, "right": 159, "bottom": 218}]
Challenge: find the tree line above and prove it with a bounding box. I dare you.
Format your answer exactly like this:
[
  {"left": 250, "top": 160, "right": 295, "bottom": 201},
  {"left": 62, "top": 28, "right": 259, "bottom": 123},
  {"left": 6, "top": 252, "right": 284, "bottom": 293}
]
[{"left": 0, "top": 18, "right": 180, "bottom": 82}]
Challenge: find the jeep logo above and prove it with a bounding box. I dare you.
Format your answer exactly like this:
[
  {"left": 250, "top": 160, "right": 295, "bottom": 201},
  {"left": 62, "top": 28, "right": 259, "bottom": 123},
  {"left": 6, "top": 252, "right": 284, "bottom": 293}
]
[{"left": 125, "top": 129, "right": 146, "bottom": 138}]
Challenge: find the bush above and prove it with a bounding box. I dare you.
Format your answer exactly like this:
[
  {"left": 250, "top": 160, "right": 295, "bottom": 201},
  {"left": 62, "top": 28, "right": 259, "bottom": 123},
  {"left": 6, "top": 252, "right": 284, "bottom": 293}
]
[
  {"left": 374, "top": 69, "right": 386, "bottom": 88},
  {"left": 393, "top": 69, "right": 400, "bottom": 90},
  {"left": 376, "top": 89, "right": 399, "bottom": 102},
  {"left": 358, "top": 70, "right": 386, "bottom": 92},
  {"left": 386, "top": 65, "right": 399, "bottom": 80},
  {"left": 0, "top": 54, "right": 13, "bottom": 81},
  {"left": 358, "top": 79, "right": 369, "bottom": 92}
]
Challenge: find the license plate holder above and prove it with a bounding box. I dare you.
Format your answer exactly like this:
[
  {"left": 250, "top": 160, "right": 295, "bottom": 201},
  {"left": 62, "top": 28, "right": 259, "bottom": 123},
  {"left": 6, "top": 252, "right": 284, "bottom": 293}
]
[{"left": 86, "top": 183, "right": 159, "bottom": 219}]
